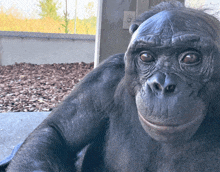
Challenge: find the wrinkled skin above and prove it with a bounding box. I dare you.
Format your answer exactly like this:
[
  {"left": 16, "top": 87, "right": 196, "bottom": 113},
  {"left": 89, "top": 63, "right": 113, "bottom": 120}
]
[
  {"left": 128, "top": 9, "right": 216, "bottom": 143},
  {"left": 5, "top": 2, "right": 220, "bottom": 172}
]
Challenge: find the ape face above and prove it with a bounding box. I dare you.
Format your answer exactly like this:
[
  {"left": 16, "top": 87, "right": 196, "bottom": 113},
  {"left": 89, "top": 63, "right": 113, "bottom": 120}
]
[{"left": 125, "top": 9, "right": 219, "bottom": 142}]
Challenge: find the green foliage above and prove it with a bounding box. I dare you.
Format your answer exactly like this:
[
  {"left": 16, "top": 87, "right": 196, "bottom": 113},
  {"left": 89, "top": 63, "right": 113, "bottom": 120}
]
[
  {"left": 38, "top": 0, "right": 62, "bottom": 20},
  {"left": 61, "top": 12, "right": 69, "bottom": 34}
]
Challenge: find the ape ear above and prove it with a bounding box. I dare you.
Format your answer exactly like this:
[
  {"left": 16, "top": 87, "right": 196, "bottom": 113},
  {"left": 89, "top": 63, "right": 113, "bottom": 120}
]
[{"left": 129, "top": 24, "right": 139, "bottom": 35}]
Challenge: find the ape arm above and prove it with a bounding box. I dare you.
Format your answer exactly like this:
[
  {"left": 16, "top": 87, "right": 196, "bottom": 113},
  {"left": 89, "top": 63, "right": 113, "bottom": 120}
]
[{"left": 7, "top": 54, "right": 125, "bottom": 172}]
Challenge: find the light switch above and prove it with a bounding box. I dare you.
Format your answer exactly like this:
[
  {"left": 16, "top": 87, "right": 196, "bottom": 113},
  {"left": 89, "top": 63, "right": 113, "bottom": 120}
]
[{"left": 123, "top": 11, "right": 136, "bottom": 29}]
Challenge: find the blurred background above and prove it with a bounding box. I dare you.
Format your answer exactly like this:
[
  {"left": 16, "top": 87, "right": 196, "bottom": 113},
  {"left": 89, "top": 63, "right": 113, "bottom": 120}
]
[{"left": 0, "top": 0, "right": 97, "bottom": 35}]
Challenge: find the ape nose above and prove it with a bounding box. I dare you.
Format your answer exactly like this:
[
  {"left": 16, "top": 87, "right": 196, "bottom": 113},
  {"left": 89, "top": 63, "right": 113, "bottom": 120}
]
[
  {"left": 152, "top": 82, "right": 176, "bottom": 93},
  {"left": 147, "top": 72, "right": 177, "bottom": 95}
]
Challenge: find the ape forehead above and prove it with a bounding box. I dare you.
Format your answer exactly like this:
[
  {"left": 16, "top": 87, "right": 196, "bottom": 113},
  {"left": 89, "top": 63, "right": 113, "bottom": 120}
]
[
  {"left": 129, "top": 9, "right": 215, "bottom": 48},
  {"left": 136, "top": 10, "right": 213, "bottom": 37}
]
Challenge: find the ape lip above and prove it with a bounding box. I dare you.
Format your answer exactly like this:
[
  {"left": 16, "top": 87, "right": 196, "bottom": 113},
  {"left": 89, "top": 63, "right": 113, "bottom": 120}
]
[{"left": 138, "top": 111, "right": 204, "bottom": 132}]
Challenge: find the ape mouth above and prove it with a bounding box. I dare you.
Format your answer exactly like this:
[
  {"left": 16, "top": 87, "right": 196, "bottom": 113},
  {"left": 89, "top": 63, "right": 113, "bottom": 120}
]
[{"left": 138, "top": 111, "right": 204, "bottom": 134}]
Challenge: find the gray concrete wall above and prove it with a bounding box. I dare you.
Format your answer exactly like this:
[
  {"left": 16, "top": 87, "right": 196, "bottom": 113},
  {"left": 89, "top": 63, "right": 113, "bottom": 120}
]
[
  {"left": 0, "top": 31, "right": 95, "bottom": 66},
  {"left": 99, "top": 0, "right": 137, "bottom": 61},
  {"left": 95, "top": 0, "right": 137, "bottom": 65}
]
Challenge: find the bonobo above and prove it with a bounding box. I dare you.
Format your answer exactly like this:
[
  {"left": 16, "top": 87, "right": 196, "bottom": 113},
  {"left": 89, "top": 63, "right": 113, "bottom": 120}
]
[{"left": 6, "top": 1, "right": 220, "bottom": 172}]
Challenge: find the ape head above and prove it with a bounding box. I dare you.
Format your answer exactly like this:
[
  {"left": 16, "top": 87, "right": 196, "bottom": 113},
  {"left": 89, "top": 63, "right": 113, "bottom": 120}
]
[{"left": 125, "top": 2, "right": 220, "bottom": 143}]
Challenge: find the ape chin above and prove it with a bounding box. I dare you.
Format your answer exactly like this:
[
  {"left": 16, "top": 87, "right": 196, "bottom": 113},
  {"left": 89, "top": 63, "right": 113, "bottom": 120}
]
[{"left": 138, "top": 111, "right": 205, "bottom": 142}]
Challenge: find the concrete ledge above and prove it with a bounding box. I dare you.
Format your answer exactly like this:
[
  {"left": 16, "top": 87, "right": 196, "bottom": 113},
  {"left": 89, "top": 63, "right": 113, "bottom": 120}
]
[
  {"left": 0, "top": 31, "right": 95, "bottom": 41},
  {"left": 0, "top": 112, "right": 50, "bottom": 162}
]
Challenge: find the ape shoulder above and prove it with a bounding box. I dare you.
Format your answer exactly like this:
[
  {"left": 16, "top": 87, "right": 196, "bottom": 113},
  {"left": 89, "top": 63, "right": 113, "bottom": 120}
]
[
  {"left": 83, "top": 53, "right": 125, "bottom": 85},
  {"left": 76, "top": 53, "right": 125, "bottom": 95},
  {"left": 58, "top": 53, "right": 126, "bottom": 113}
]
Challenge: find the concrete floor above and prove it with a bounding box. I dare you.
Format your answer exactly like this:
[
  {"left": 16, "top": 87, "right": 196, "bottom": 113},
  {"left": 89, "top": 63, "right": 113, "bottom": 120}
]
[{"left": 0, "top": 112, "right": 50, "bottom": 162}]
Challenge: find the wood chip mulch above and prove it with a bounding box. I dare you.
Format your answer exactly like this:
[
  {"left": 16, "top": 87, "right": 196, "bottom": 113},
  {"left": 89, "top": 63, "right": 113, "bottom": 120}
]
[{"left": 0, "top": 62, "right": 94, "bottom": 113}]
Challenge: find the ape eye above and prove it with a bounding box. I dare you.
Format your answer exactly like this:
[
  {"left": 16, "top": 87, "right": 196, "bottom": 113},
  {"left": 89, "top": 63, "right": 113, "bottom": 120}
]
[
  {"left": 181, "top": 52, "right": 201, "bottom": 65},
  {"left": 140, "top": 52, "right": 155, "bottom": 63}
]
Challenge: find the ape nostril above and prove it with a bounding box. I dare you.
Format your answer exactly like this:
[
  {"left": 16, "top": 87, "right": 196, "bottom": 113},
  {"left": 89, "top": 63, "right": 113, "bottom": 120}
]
[
  {"left": 147, "top": 73, "right": 177, "bottom": 94},
  {"left": 165, "top": 85, "right": 176, "bottom": 93},
  {"left": 153, "top": 83, "right": 162, "bottom": 91}
]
